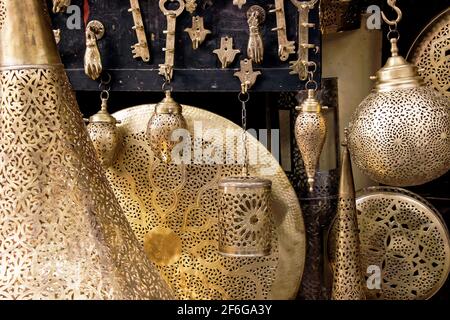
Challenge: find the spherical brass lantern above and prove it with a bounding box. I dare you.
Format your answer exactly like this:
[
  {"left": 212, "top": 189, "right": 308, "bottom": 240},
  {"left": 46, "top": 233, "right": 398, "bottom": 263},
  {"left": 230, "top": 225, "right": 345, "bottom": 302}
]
[
  {"left": 146, "top": 91, "right": 187, "bottom": 163},
  {"left": 347, "top": 1, "right": 450, "bottom": 187}
]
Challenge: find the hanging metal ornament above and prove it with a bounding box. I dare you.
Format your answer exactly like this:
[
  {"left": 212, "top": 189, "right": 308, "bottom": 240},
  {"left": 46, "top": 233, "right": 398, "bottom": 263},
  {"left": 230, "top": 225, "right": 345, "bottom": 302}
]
[
  {"left": 85, "top": 77, "right": 122, "bottom": 169},
  {"left": 294, "top": 67, "right": 327, "bottom": 192},
  {"left": 218, "top": 67, "right": 273, "bottom": 257},
  {"left": 331, "top": 130, "right": 366, "bottom": 300},
  {"left": 347, "top": 0, "right": 450, "bottom": 187}
]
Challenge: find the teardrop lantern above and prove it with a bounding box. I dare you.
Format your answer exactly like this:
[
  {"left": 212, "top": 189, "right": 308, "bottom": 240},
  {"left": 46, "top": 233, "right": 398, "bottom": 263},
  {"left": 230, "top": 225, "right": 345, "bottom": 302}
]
[
  {"left": 347, "top": 0, "right": 450, "bottom": 186},
  {"left": 0, "top": 0, "right": 174, "bottom": 299}
]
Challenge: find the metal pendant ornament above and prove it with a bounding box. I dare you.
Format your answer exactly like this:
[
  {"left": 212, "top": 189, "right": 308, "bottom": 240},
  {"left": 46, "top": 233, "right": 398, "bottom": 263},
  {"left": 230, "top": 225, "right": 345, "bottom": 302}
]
[
  {"left": 84, "top": 20, "right": 105, "bottom": 81},
  {"left": 218, "top": 72, "right": 273, "bottom": 257},
  {"left": 246, "top": 5, "right": 265, "bottom": 64},
  {"left": 294, "top": 69, "right": 327, "bottom": 192},
  {"left": 86, "top": 78, "right": 122, "bottom": 169},
  {"left": 347, "top": 0, "right": 450, "bottom": 187}
]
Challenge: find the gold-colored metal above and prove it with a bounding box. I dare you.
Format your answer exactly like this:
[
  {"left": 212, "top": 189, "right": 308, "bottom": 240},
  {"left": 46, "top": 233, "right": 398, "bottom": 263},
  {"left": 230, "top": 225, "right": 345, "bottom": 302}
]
[
  {"left": 320, "top": 0, "right": 360, "bottom": 34},
  {"left": 234, "top": 59, "right": 261, "bottom": 94},
  {"left": 233, "top": 0, "right": 246, "bottom": 9},
  {"left": 185, "top": 16, "right": 211, "bottom": 50},
  {"left": 408, "top": 8, "right": 450, "bottom": 99},
  {"left": 270, "top": 0, "right": 296, "bottom": 61},
  {"left": 185, "top": 0, "right": 197, "bottom": 14},
  {"left": 86, "top": 98, "right": 122, "bottom": 169},
  {"left": 144, "top": 226, "right": 183, "bottom": 266},
  {"left": 53, "top": 29, "right": 61, "bottom": 44},
  {"left": 106, "top": 104, "right": 306, "bottom": 300},
  {"left": 328, "top": 187, "right": 450, "bottom": 300},
  {"left": 289, "top": 0, "right": 319, "bottom": 80},
  {"left": 146, "top": 91, "right": 187, "bottom": 164},
  {"left": 159, "top": 0, "right": 185, "bottom": 82},
  {"left": 128, "top": 0, "right": 151, "bottom": 62},
  {"left": 218, "top": 177, "right": 273, "bottom": 257},
  {"left": 0, "top": 0, "right": 174, "bottom": 300},
  {"left": 381, "top": 0, "right": 402, "bottom": 27},
  {"left": 294, "top": 89, "right": 327, "bottom": 192},
  {"left": 84, "top": 20, "right": 105, "bottom": 81},
  {"left": 246, "top": 5, "right": 265, "bottom": 64},
  {"left": 213, "top": 36, "right": 241, "bottom": 68},
  {"left": 52, "top": 0, "right": 71, "bottom": 13},
  {"left": 331, "top": 136, "right": 366, "bottom": 300}
]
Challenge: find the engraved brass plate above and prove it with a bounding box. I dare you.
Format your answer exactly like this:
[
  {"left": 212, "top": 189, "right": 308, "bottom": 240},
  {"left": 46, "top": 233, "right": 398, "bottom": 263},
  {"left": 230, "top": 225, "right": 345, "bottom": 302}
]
[
  {"left": 106, "top": 104, "right": 306, "bottom": 300},
  {"left": 328, "top": 187, "right": 450, "bottom": 300}
]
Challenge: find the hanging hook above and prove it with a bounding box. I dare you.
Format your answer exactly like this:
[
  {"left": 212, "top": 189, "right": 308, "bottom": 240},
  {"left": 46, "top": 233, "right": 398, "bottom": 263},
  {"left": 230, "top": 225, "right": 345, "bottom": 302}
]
[{"left": 381, "top": 0, "right": 403, "bottom": 26}]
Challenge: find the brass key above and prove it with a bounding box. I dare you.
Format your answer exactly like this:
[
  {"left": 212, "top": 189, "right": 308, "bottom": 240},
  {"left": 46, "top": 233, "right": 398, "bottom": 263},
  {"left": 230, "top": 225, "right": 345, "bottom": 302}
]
[
  {"left": 270, "top": 0, "right": 295, "bottom": 61},
  {"left": 289, "top": 0, "right": 318, "bottom": 80},
  {"left": 129, "top": 0, "right": 151, "bottom": 62},
  {"left": 159, "top": 0, "right": 185, "bottom": 82}
]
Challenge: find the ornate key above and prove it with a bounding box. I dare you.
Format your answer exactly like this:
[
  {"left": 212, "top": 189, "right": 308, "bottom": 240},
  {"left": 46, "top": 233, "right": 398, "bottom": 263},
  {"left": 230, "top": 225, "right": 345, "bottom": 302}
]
[
  {"left": 289, "top": 0, "right": 318, "bottom": 80},
  {"left": 270, "top": 0, "right": 295, "bottom": 61},
  {"left": 185, "top": 16, "right": 211, "bottom": 50},
  {"left": 129, "top": 0, "right": 151, "bottom": 62},
  {"left": 159, "top": 0, "right": 185, "bottom": 82}
]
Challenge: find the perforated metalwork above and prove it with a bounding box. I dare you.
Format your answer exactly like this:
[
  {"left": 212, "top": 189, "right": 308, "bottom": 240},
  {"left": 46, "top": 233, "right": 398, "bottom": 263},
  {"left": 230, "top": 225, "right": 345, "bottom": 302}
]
[
  {"left": 348, "top": 86, "right": 450, "bottom": 187},
  {"left": 0, "top": 0, "right": 5, "bottom": 30},
  {"left": 87, "top": 122, "right": 122, "bottom": 168},
  {"left": 328, "top": 187, "right": 450, "bottom": 300},
  {"left": 106, "top": 104, "right": 306, "bottom": 300},
  {"left": 0, "top": 66, "right": 174, "bottom": 299}
]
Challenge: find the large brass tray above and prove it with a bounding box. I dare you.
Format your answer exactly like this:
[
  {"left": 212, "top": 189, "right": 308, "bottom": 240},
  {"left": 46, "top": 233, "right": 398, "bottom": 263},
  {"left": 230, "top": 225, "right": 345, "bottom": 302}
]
[
  {"left": 106, "top": 104, "right": 306, "bottom": 300},
  {"left": 328, "top": 187, "right": 450, "bottom": 300}
]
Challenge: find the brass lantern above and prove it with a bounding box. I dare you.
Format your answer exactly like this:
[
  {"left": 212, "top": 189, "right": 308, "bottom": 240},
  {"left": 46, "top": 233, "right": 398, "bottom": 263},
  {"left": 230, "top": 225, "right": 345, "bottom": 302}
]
[
  {"left": 347, "top": 1, "right": 450, "bottom": 187},
  {"left": 146, "top": 91, "right": 187, "bottom": 163},
  {"left": 295, "top": 89, "right": 327, "bottom": 192},
  {"left": 86, "top": 96, "right": 122, "bottom": 168}
]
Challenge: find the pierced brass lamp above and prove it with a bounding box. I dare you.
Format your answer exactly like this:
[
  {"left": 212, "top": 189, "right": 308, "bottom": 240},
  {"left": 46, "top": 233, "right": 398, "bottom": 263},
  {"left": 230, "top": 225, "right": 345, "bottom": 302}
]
[
  {"left": 0, "top": 0, "right": 174, "bottom": 299},
  {"left": 347, "top": 0, "right": 450, "bottom": 186}
]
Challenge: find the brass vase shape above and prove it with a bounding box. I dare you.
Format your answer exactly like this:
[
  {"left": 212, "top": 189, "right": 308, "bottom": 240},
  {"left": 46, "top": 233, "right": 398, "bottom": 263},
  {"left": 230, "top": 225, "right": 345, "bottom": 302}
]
[
  {"left": 295, "top": 89, "right": 327, "bottom": 192},
  {"left": 331, "top": 139, "right": 365, "bottom": 300},
  {"left": 86, "top": 98, "right": 122, "bottom": 168},
  {"left": 0, "top": 0, "right": 174, "bottom": 299},
  {"left": 146, "top": 91, "right": 187, "bottom": 164},
  {"left": 347, "top": 37, "right": 450, "bottom": 187}
]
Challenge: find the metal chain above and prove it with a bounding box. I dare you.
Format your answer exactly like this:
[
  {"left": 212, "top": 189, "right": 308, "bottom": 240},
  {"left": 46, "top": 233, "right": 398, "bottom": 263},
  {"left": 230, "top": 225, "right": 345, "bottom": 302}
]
[{"left": 238, "top": 92, "right": 250, "bottom": 176}]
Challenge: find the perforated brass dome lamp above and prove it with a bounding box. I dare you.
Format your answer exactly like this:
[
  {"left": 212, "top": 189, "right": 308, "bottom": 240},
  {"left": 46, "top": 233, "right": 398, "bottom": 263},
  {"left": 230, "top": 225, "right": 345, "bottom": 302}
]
[
  {"left": 0, "top": 0, "right": 174, "bottom": 299},
  {"left": 347, "top": 0, "right": 450, "bottom": 187}
]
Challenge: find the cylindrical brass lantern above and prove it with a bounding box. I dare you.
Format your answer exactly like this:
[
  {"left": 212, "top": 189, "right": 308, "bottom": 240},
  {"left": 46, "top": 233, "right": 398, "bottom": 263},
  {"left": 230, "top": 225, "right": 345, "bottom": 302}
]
[
  {"left": 295, "top": 89, "right": 327, "bottom": 192},
  {"left": 0, "top": 0, "right": 173, "bottom": 299},
  {"left": 86, "top": 97, "right": 122, "bottom": 168},
  {"left": 146, "top": 91, "right": 187, "bottom": 163},
  {"left": 218, "top": 176, "right": 273, "bottom": 257}
]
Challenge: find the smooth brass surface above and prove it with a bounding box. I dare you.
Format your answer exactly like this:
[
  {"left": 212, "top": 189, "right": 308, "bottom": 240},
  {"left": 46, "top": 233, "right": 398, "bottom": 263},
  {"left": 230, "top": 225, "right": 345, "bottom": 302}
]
[
  {"left": 294, "top": 89, "right": 327, "bottom": 192},
  {"left": 144, "top": 227, "right": 183, "bottom": 266},
  {"left": 159, "top": 0, "right": 185, "bottom": 82},
  {"left": 270, "top": 0, "right": 296, "bottom": 61},
  {"left": 185, "top": 16, "right": 211, "bottom": 50},
  {"left": 52, "top": 0, "right": 71, "bottom": 13},
  {"left": 289, "top": 0, "right": 319, "bottom": 80},
  {"left": 331, "top": 139, "right": 365, "bottom": 300},
  {"left": 328, "top": 187, "right": 450, "bottom": 300},
  {"left": 246, "top": 5, "right": 265, "bottom": 64},
  {"left": 106, "top": 104, "right": 306, "bottom": 300},
  {"left": 233, "top": 0, "right": 246, "bottom": 9},
  {"left": 408, "top": 8, "right": 449, "bottom": 99},
  {"left": 234, "top": 59, "right": 261, "bottom": 93},
  {"left": 218, "top": 176, "right": 273, "bottom": 257},
  {"left": 146, "top": 91, "right": 187, "bottom": 163},
  {"left": 84, "top": 20, "right": 105, "bottom": 81},
  {"left": 213, "top": 36, "right": 240, "bottom": 68},
  {"left": 0, "top": 0, "right": 174, "bottom": 299},
  {"left": 128, "top": 0, "right": 151, "bottom": 62}
]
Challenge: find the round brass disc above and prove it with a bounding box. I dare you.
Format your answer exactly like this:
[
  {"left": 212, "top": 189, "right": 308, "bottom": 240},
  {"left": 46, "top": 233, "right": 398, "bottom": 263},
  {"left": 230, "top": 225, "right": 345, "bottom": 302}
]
[
  {"left": 144, "top": 227, "right": 182, "bottom": 266},
  {"left": 407, "top": 8, "right": 449, "bottom": 98},
  {"left": 107, "top": 104, "right": 305, "bottom": 300},
  {"left": 328, "top": 187, "right": 450, "bottom": 300}
]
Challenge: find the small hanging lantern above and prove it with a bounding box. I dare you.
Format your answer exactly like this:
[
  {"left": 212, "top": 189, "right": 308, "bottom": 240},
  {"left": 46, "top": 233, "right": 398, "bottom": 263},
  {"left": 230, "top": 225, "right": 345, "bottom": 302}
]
[
  {"left": 146, "top": 90, "right": 187, "bottom": 164},
  {"left": 347, "top": 0, "right": 450, "bottom": 186},
  {"left": 294, "top": 69, "right": 327, "bottom": 192},
  {"left": 86, "top": 88, "right": 122, "bottom": 169},
  {"left": 218, "top": 68, "right": 273, "bottom": 257}
]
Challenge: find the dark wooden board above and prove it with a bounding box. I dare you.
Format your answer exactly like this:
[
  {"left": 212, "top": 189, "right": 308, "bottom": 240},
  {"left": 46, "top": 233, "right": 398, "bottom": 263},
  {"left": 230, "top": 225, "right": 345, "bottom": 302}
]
[{"left": 50, "top": 0, "right": 321, "bottom": 92}]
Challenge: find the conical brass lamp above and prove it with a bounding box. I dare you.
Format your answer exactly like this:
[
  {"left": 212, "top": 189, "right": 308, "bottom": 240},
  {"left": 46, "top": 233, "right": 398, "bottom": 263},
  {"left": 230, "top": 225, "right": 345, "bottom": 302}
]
[
  {"left": 347, "top": 0, "right": 450, "bottom": 186},
  {"left": 0, "top": 0, "right": 174, "bottom": 299},
  {"left": 331, "top": 134, "right": 365, "bottom": 300}
]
